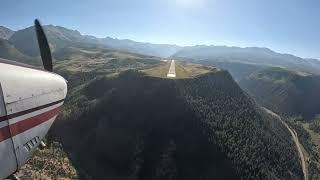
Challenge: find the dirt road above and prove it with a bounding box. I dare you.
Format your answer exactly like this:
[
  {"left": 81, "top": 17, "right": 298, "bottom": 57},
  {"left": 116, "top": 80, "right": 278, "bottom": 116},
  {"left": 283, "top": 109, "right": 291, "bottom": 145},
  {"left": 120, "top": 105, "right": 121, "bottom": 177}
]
[{"left": 263, "top": 107, "right": 307, "bottom": 180}]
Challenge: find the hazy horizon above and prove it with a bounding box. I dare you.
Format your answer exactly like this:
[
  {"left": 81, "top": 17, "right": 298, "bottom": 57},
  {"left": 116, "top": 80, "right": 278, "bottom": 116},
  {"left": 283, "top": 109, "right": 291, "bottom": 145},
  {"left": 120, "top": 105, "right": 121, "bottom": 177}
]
[{"left": 1, "top": 0, "right": 319, "bottom": 59}]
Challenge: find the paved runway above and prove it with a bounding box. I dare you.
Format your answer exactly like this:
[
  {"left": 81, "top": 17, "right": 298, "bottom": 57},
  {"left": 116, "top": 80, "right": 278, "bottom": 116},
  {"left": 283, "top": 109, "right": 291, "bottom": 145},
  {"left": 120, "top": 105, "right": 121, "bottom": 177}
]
[{"left": 167, "top": 60, "right": 176, "bottom": 78}]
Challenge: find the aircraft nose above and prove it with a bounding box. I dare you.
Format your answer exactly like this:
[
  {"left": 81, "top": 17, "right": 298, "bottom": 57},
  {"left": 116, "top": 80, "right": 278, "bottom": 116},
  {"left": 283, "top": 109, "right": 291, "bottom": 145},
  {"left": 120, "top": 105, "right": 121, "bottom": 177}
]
[{"left": 57, "top": 74, "right": 68, "bottom": 99}]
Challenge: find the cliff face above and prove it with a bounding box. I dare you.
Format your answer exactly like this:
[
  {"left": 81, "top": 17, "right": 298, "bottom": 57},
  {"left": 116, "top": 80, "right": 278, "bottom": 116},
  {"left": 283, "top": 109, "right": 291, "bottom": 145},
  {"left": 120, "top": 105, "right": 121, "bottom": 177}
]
[{"left": 52, "top": 70, "right": 303, "bottom": 179}]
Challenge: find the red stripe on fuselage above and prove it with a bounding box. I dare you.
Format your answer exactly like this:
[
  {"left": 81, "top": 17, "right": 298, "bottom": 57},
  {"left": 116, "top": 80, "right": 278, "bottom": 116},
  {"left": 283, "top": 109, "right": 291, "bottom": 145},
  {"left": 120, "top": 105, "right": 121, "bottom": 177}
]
[
  {"left": 0, "top": 106, "right": 61, "bottom": 143},
  {"left": 0, "top": 126, "right": 12, "bottom": 142}
]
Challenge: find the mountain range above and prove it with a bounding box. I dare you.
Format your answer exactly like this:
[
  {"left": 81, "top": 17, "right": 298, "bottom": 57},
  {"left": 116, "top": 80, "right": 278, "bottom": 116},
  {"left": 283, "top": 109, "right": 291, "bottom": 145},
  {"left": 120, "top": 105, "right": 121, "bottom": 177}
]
[
  {"left": 1, "top": 24, "right": 319, "bottom": 74},
  {"left": 172, "top": 45, "right": 320, "bottom": 74},
  {"left": 7, "top": 25, "right": 181, "bottom": 58},
  {"left": 1, "top": 23, "right": 320, "bottom": 179},
  {"left": 2, "top": 23, "right": 320, "bottom": 120}
]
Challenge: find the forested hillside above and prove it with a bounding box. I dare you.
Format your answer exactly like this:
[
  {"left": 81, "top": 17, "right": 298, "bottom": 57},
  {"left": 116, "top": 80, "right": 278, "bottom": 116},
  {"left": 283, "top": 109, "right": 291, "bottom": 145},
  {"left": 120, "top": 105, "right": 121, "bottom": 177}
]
[
  {"left": 49, "top": 67, "right": 303, "bottom": 179},
  {"left": 240, "top": 67, "right": 320, "bottom": 120}
]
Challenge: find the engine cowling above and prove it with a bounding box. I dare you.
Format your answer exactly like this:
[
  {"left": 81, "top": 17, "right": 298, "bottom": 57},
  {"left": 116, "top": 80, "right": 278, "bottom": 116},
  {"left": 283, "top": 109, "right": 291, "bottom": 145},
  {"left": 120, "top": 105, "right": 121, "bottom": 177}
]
[{"left": 0, "top": 59, "right": 67, "bottom": 179}]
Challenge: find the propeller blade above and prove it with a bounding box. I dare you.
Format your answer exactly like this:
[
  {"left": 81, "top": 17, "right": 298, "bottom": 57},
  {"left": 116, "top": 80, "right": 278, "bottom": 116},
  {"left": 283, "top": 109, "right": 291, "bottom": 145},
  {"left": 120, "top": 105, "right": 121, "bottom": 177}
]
[{"left": 34, "top": 19, "right": 53, "bottom": 72}]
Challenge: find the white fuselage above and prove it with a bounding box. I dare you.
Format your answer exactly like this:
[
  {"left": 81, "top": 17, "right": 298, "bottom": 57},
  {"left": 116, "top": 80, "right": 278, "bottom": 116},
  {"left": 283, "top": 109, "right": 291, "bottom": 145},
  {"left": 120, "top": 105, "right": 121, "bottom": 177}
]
[{"left": 0, "top": 58, "right": 67, "bottom": 179}]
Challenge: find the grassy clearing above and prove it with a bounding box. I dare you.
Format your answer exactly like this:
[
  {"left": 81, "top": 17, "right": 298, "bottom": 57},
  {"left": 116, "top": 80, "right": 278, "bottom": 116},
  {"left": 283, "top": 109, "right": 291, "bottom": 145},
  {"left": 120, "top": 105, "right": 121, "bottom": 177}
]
[
  {"left": 142, "top": 61, "right": 171, "bottom": 78},
  {"left": 143, "top": 61, "right": 219, "bottom": 79},
  {"left": 175, "top": 62, "right": 217, "bottom": 78}
]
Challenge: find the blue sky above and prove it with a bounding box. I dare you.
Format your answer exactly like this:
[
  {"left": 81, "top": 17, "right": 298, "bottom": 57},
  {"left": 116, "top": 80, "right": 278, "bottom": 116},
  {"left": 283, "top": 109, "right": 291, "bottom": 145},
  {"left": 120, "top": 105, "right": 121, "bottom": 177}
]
[{"left": 1, "top": 0, "right": 319, "bottom": 59}]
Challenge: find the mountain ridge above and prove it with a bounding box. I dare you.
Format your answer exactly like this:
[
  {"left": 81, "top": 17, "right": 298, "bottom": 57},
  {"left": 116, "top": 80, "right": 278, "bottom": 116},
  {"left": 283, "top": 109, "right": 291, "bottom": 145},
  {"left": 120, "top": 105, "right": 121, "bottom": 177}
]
[
  {"left": 2, "top": 24, "right": 319, "bottom": 61},
  {"left": 7, "top": 25, "right": 181, "bottom": 58},
  {"left": 0, "top": 26, "right": 14, "bottom": 40},
  {"left": 172, "top": 45, "right": 320, "bottom": 74}
]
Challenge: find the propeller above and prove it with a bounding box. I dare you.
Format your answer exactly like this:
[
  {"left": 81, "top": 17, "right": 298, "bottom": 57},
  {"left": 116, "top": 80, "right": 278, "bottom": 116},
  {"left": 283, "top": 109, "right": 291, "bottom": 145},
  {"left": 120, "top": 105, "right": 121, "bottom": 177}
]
[{"left": 34, "top": 19, "right": 53, "bottom": 72}]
